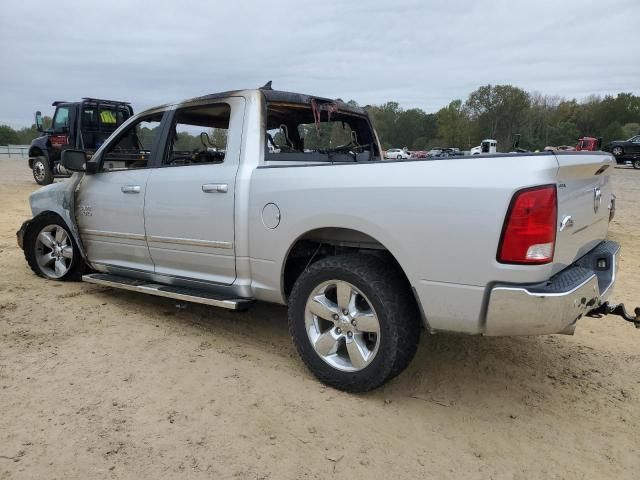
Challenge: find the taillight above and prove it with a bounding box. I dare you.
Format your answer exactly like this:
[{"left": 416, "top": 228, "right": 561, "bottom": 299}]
[{"left": 498, "top": 185, "right": 557, "bottom": 264}]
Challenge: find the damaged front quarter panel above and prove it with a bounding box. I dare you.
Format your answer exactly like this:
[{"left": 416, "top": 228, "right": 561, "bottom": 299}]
[{"left": 18, "top": 173, "right": 89, "bottom": 263}]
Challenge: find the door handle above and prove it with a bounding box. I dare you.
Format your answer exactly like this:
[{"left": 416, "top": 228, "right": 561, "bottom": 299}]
[
  {"left": 559, "top": 215, "right": 574, "bottom": 232},
  {"left": 202, "top": 183, "right": 228, "bottom": 193},
  {"left": 121, "top": 185, "right": 141, "bottom": 194}
]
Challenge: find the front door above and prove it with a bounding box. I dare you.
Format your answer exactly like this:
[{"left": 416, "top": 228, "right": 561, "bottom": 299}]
[
  {"left": 143, "top": 98, "right": 245, "bottom": 285},
  {"left": 76, "top": 111, "right": 167, "bottom": 271}
]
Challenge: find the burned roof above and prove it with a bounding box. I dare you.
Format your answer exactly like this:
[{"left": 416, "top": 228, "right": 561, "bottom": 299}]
[{"left": 140, "top": 86, "right": 367, "bottom": 116}]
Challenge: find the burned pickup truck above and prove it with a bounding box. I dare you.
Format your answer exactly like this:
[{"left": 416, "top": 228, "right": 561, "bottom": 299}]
[
  {"left": 28, "top": 98, "right": 133, "bottom": 185},
  {"left": 17, "top": 84, "right": 639, "bottom": 392}
]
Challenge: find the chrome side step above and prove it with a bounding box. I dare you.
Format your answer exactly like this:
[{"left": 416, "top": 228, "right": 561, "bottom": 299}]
[{"left": 82, "top": 273, "right": 253, "bottom": 311}]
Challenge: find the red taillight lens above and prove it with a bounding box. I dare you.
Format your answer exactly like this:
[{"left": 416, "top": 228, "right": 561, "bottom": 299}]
[{"left": 498, "top": 185, "right": 557, "bottom": 264}]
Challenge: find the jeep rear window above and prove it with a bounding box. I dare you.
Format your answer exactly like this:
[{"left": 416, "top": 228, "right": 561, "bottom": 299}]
[{"left": 265, "top": 102, "right": 380, "bottom": 163}]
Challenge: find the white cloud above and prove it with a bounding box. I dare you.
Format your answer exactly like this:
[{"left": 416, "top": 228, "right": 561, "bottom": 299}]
[{"left": 0, "top": 0, "right": 638, "bottom": 127}]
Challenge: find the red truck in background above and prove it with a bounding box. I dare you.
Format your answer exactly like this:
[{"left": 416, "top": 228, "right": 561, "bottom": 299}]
[
  {"left": 545, "top": 137, "right": 602, "bottom": 153},
  {"left": 575, "top": 137, "right": 602, "bottom": 151}
]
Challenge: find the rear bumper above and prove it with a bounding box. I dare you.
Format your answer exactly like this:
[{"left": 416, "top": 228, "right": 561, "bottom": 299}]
[{"left": 484, "top": 240, "right": 620, "bottom": 336}]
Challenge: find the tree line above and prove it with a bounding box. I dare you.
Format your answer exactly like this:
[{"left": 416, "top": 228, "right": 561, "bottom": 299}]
[
  {"left": 0, "top": 116, "right": 51, "bottom": 146},
  {"left": 366, "top": 85, "right": 640, "bottom": 151},
  {"left": 2, "top": 86, "right": 639, "bottom": 152}
]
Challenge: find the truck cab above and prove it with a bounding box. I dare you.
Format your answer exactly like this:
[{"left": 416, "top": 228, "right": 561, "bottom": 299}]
[
  {"left": 576, "top": 136, "right": 602, "bottom": 152},
  {"left": 28, "top": 98, "right": 133, "bottom": 185}
]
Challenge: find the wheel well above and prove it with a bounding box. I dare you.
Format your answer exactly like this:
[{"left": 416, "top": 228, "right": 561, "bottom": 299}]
[
  {"left": 28, "top": 147, "right": 45, "bottom": 169},
  {"left": 282, "top": 227, "right": 412, "bottom": 299}
]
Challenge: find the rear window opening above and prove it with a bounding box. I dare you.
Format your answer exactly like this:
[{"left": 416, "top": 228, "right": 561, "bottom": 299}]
[
  {"left": 80, "top": 103, "right": 132, "bottom": 150},
  {"left": 265, "top": 101, "right": 381, "bottom": 164}
]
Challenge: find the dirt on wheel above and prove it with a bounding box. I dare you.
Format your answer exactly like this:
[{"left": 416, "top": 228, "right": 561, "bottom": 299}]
[{"left": 1, "top": 158, "right": 639, "bottom": 479}]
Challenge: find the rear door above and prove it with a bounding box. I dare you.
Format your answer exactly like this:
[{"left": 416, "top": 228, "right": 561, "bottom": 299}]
[
  {"left": 143, "top": 97, "right": 245, "bottom": 285},
  {"left": 553, "top": 152, "right": 615, "bottom": 269},
  {"left": 76, "top": 111, "right": 168, "bottom": 271}
]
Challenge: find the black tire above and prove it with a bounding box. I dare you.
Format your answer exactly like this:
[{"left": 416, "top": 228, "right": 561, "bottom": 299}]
[
  {"left": 32, "top": 156, "right": 53, "bottom": 185},
  {"left": 288, "top": 254, "right": 421, "bottom": 392},
  {"left": 611, "top": 146, "right": 624, "bottom": 158},
  {"left": 397, "top": 155, "right": 402, "bottom": 159},
  {"left": 633, "top": 159, "right": 640, "bottom": 170},
  {"left": 23, "top": 213, "right": 86, "bottom": 281}
]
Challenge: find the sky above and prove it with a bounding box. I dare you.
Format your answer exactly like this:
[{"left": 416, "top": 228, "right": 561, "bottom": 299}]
[{"left": 1, "top": 0, "right": 639, "bottom": 128}]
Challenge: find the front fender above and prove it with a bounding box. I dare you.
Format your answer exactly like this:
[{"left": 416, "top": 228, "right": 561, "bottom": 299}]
[{"left": 25, "top": 174, "right": 90, "bottom": 264}]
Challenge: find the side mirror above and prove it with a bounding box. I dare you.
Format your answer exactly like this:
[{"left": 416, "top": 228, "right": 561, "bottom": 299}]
[
  {"left": 61, "top": 149, "right": 88, "bottom": 172},
  {"left": 35, "top": 111, "right": 43, "bottom": 132}
]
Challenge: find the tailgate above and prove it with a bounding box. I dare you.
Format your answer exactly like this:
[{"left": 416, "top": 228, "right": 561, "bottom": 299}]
[{"left": 553, "top": 152, "right": 616, "bottom": 271}]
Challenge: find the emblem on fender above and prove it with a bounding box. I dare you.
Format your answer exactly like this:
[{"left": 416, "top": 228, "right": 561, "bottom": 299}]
[{"left": 79, "top": 205, "right": 92, "bottom": 216}]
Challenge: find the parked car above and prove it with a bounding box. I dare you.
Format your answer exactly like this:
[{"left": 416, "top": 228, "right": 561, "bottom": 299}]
[
  {"left": 17, "top": 86, "right": 632, "bottom": 392},
  {"left": 410, "top": 150, "right": 428, "bottom": 158},
  {"left": 28, "top": 98, "right": 133, "bottom": 185},
  {"left": 603, "top": 135, "right": 640, "bottom": 169},
  {"left": 384, "top": 148, "right": 410, "bottom": 159}
]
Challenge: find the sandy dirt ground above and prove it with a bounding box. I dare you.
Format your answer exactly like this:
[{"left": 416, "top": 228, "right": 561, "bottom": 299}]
[{"left": 0, "top": 157, "right": 639, "bottom": 479}]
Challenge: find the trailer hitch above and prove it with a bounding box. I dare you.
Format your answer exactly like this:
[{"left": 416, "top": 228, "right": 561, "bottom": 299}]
[{"left": 587, "top": 302, "right": 640, "bottom": 328}]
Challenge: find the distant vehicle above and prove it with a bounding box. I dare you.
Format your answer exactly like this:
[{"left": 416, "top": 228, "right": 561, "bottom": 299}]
[
  {"left": 603, "top": 135, "right": 640, "bottom": 169},
  {"left": 544, "top": 145, "right": 575, "bottom": 152},
  {"left": 442, "top": 147, "right": 464, "bottom": 157},
  {"left": 426, "top": 148, "right": 443, "bottom": 157},
  {"left": 576, "top": 136, "right": 602, "bottom": 152},
  {"left": 28, "top": 98, "right": 133, "bottom": 185},
  {"left": 411, "top": 150, "right": 428, "bottom": 158},
  {"left": 384, "top": 148, "right": 410, "bottom": 159},
  {"left": 471, "top": 139, "right": 497, "bottom": 155},
  {"left": 545, "top": 137, "right": 601, "bottom": 153}
]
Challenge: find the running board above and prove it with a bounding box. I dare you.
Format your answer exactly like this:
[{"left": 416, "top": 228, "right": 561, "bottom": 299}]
[{"left": 82, "top": 273, "right": 252, "bottom": 311}]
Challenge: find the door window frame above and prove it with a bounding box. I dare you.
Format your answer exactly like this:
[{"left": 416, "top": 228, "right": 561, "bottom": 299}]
[
  {"left": 93, "top": 110, "right": 172, "bottom": 172},
  {"left": 156, "top": 102, "right": 232, "bottom": 169}
]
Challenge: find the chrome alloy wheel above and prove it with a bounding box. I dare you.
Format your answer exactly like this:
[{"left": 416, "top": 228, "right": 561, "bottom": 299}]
[
  {"left": 612, "top": 146, "right": 623, "bottom": 157},
  {"left": 33, "top": 160, "right": 46, "bottom": 183},
  {"left": 34, "top": 224, "right": 73, "bottom": 279},
  {"left": 304, "top": 280, "right": 381, "bottom": 372}
]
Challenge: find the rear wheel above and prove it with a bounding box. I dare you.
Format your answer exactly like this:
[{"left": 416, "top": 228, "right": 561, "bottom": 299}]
[
  {"left": 397, "top": 154, "right": 402, "bottom": 159},
  {"left": 32, "top": 156, "right": 53, "bottom": 185},
  {"left": 288, "top": 254, "right": 421, "bottom": 392},
  {"left": 23, "top": 214, "right": 85, "bottom": 281},
  {"left": 611, "top": 146, "right": 624, "bottom": 157}
]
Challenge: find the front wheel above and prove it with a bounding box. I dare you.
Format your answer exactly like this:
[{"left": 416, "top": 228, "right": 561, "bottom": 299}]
[
  {"left": 23, "top": 214, "right": 86, "bottom": 281},
  {"left": 32, "top": 156, "right": 53, "bottom": 185},
  {"left": 611, "top": 146, "right": 624, "bottom": 157},
  {"left": 634, "top": 159, "right": 640, "bottom": 170},
  {"left": 288, "top": 254, "right": 421, "bottom": 392}
]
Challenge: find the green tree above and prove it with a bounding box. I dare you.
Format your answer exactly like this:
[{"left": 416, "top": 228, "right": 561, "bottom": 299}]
[
  {"left": 621, "top": 122, "right": 640, "bottom": 139},
  {"left": 465, "top": 84, "right": 531, "bottom": 147},
  {"left": 435, "top": 100, "right": 470, "bottom": 148},
  {"left": 0, "top": 125, "right": 20, "bottom": 145}
]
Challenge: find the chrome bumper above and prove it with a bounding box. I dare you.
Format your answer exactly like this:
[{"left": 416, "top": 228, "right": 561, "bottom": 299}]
[{"left": 484, "top": 241, "right": 620, "bottom": 336}]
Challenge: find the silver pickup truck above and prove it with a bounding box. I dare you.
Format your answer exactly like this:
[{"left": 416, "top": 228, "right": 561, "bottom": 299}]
[{"left": 16, "top": 86, "right": 635, "bottom": 392}]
